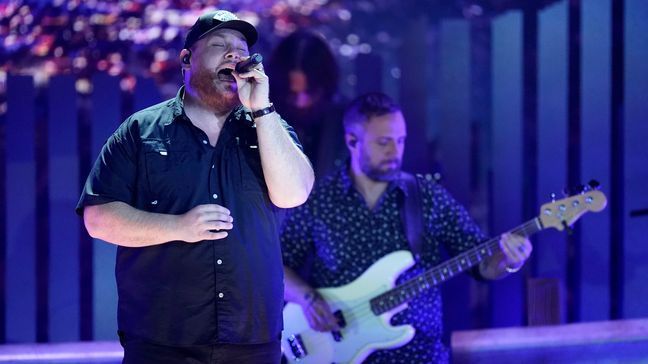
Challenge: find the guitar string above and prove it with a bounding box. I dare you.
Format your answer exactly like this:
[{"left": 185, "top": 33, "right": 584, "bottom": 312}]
[
  {"left": 348, "top": 221, "right": 540, "bottom": 321},
  {"left": 348, "top": 220, "right": 538, "bottom": 314},
  {"left": 321, "top": 220, "right": 541, "bottom": 323}
]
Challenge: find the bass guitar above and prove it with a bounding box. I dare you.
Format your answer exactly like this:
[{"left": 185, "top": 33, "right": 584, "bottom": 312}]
[{"left": 282, "top": 189, "right": 607, "bottom": 364}]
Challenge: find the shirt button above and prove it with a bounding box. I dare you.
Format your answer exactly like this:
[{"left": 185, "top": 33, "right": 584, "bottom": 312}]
[
  {"left": 211, "top": 164, "right": 215, "bottom": 169},
  {"left": 217, "top": 259, "right": 223, "bottom": 265},
  {"left": 202, "top": 140, "right": 208, "bottom": 145},
  {"left": 212, "top": 193, "right": 218, "bottom": 199},
  {"left": 218, "top": 292, "right": 224, "bottom": 298}
]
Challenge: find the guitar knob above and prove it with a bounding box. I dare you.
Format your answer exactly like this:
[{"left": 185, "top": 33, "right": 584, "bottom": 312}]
[{"left": 551, "top": 193, "right": 557, "bottom": 202}]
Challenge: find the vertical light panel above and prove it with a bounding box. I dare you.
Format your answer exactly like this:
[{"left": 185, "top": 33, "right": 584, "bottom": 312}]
[
  {"left": 438, "top": 19, "right": 471, "bottom": 205},
  {"left": 47, "top": 76, "right": 81, "bottom": 341},
  {"left": 580, "top": 0, "right": 611, "bottom": 322},
  {"left": 623, "top": 0, "right": 648, "bottom": 319},
  {"left": 0, "top": 88, "right": 5, "bottom": 345},
  {"left": 537, "top": 0, "right": 568, "bottom": 323},
  {"left": 437, "top": 18, "right": 474, "bottom": 333},
  {"left": 338, "top": 55, "right": 355, "bottom": 102},
  {"left": 381, "top": 49, "right": 401, "bottom": 104},
  {"left": 400, "top": 16, "right": 431, "bottom": 174},
  {"left": 90, "top": 74, "right": 120, "bottom": 340},
  {"left": 355, "top": 54, "right": 383, "bottom": 97},
  {"left": 490, "top": 11, "right": 524, "bottom": 328},
  {"left": 424, "top": 26, "right": 441, "bottom": 145},
  {"left": 5, "top": 76, "right": 37, "bottom": 342},
  {"left": 133, "top": 77, "right": 162, "bottom": 111}
]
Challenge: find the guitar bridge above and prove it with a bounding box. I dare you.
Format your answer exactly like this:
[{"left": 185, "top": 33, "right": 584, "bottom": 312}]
[
  {"left": 287, "top": 334, "right": 308, "bottom": 360},
  {"left": 334, "top": 310, "right": 347, "bottom": 328},
  {"left": 331, "top": 310, "right": 346, "bottom": 342}
]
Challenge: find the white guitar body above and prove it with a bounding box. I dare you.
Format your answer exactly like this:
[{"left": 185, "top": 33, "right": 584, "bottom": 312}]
[{"left": 281, "top": 251, "right": 417, "bottom": 364}]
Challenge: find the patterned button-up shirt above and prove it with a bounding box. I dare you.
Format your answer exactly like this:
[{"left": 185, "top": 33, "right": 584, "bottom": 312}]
[{"left": 281, "top": 166, "right": 486, "bottom": 363}]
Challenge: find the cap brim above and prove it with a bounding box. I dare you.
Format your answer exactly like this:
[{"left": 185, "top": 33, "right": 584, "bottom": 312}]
[{"left": 198, "top": 20, "right": 258, "bottom": 47}]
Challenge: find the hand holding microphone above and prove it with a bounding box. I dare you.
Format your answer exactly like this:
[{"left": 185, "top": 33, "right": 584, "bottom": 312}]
[
  {"left": 235, "top": 53, "right": 263, "bottom": 74},
  {"left": 233, "top": 53, "right": 269, "bottom": 112}
]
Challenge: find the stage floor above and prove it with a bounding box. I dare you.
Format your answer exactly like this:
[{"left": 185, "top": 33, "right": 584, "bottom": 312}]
[{"left": 0, "top": 341, "right": 122, "bottom": 363}]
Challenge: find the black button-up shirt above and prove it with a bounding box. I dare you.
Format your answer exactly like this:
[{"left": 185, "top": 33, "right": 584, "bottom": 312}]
[
  {"left": 77, "top": 87, "right": 302, "bottom": 346},
  {"left": 281, "top": 166, "right": 486, "bottom": 363}
]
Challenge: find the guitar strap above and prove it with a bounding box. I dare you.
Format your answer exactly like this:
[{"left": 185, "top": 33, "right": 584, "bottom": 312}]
[{"left": 399, "top": 172, "right": 425, "bottom": 262}]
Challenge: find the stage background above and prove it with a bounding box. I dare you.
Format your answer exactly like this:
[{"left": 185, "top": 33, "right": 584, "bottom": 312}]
[{"left": 1, "top": 0, "right": 647, "bottom": 346}]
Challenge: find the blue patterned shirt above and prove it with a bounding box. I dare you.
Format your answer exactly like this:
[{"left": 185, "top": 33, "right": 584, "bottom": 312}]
[{"left": 280, "top": 166, "right": 486, "bottom": 363}]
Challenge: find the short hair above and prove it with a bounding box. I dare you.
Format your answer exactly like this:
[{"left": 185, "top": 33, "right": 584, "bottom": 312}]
[{"left": 343, "top": 92, "right": 401, "bottom": 132}]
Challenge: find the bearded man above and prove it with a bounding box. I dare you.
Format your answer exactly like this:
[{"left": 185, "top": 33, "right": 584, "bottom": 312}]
[
  {"left": 76, "top": 10, "right": 313, "bottom": 364},
  {"left": 280, "top": 92, "right": 531, "bottom": 363}
]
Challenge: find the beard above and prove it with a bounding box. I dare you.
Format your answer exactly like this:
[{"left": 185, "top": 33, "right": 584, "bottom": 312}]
[
  {"left": 189, "top": 67, "right": 240, "bottom": 113},
  {"left": 360, "top": 153, "right": 402, "bottom": 182}
]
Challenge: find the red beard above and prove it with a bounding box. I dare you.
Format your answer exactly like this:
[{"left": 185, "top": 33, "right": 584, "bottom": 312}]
[{"left": 189, "top": 67, "right": 240, "bottom": 113}]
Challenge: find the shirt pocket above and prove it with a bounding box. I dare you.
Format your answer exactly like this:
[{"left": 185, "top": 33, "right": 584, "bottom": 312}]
[
  {"left": 142, "top": 139, "right": 191, "bottom": 200},
  {"left": 235, "top": 137, "right": 266, "bottom": 194}
]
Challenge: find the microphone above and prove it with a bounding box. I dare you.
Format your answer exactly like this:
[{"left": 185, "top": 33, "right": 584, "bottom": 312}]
[{"left": 235, "top": 53, "right": 263, "bottom": 73}]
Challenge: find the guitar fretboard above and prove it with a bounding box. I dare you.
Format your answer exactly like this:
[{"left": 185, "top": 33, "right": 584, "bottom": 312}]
[{"left": 369, "top": 218, "right": 543, "bottom": 315}]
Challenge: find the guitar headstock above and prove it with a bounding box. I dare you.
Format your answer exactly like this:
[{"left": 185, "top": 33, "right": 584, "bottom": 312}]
[{"left": 539, "top": 190, "right": 607, "bottom": 231}]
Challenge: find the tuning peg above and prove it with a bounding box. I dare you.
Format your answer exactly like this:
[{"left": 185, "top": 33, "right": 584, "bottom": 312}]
[{"left": 588, "top": 179, "right": 601, "bottom": 190}]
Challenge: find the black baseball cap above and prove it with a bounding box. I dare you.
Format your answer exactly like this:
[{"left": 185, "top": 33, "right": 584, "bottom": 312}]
[{"left": 184, "top": 10, "right": 258, "bottom": 49}]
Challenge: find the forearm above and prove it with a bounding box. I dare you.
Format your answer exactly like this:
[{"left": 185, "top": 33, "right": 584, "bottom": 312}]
[
  {"left": 83, "top": 201, "right": 180, "bottom": 247},
  {"left": 255, "top": 112, "right": 314, "bottom": 208},
  {"left": 284, "top": 266, "right": 315, "bottom": 305}
]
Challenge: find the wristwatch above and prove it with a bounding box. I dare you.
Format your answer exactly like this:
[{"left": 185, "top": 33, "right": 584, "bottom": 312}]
[{"left": 251, "top": 103, "right": 275, "bottom": 119}]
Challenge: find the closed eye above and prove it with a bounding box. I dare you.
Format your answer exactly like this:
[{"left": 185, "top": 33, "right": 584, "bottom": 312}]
[{"left": 376, "top": 138, "right": 391, "bottom": 146}]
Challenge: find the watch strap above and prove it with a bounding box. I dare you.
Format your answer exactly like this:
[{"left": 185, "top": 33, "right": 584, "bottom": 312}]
[{"left": 251, "top": 103, "right": 275, "bottom": 119}]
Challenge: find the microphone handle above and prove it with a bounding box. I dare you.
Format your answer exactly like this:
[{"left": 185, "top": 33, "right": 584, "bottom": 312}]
[{"left": 235, "top": 53, "right": 263, "bottom": 73}]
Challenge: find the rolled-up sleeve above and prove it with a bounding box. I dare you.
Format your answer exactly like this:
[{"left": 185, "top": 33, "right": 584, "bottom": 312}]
[{"left": 76, "top": 119, "right": 139, "bottom": 215}]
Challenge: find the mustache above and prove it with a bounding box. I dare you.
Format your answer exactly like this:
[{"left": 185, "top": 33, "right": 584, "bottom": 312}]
[
  {"left": 380, "top": 159, "right": 401, "bottom": 166},
  {"left": 216, "top": 62, "right": 237, "bottom": 72}
]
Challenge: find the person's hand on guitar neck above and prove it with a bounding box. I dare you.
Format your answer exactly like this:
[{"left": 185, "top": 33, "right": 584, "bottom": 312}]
[
  {"left": 283, "top": 266, "right": 340, "bottom": 332},
  {"left": 479, "top": 233, "right": 533, "bottom": 279}
]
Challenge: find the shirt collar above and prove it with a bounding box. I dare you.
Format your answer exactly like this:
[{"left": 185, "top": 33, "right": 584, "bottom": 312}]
[
  {"left": 169, "top": 86, "right": 186, "bottom": 121},
  {"left": 169, "top": 86, "right": 252, "bottom": 126}
]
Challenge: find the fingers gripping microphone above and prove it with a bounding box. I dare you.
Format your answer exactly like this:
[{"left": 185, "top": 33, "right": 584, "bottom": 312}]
[{"left": 235, "top": 53, "right": 263, "bottom": 73}]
